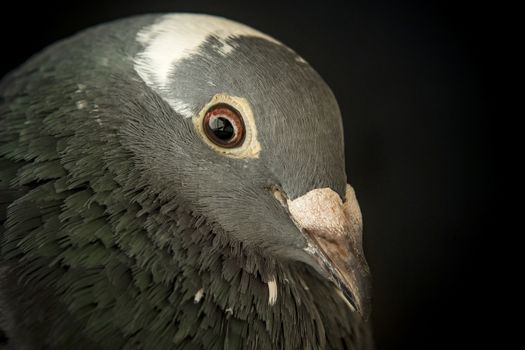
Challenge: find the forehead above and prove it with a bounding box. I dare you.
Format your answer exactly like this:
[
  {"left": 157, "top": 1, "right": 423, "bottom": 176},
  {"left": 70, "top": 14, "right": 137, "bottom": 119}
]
[
  {"left": 133, "top": 14, "right": 346, "bottom": 198},
  {"left": 134, "top": 14, "right": 281, "bottom": 96},
  {"left": 133, "top": 14, "right": 333, "bottom": 117}
]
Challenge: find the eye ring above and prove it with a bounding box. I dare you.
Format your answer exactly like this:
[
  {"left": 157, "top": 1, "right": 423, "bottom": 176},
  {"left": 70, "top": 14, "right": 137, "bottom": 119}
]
[
  {"left": 193, "top": 94, "right": 260, "bottom": 158},
  {"left": 203, "top": 103, "right": 245, "bottom": 148}
]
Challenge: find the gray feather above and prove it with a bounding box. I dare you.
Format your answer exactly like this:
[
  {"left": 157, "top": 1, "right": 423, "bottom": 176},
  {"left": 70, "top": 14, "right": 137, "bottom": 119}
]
[{"left": 0, "top": 14, "right": 372, "bottom": 349}]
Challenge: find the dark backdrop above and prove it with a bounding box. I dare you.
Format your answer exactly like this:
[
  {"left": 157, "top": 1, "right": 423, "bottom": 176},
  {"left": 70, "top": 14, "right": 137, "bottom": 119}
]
[{"left": 0, "top": 1, "right": 490, "bottom": 349}]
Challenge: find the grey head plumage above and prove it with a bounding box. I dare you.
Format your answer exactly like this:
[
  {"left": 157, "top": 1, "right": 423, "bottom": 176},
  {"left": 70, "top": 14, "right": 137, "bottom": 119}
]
[{"left": 0, "top": 13, "right": 373, "bottom": 350}]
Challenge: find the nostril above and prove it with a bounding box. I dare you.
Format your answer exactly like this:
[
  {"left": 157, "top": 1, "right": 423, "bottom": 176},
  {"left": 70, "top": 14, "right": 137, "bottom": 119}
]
[{"left": 269, "top": 185, "right": 288, "bottom": 208}]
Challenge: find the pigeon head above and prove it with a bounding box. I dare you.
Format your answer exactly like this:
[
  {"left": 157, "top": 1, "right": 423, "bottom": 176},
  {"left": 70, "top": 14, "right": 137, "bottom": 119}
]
[
  {"left": 0, "top": 13, "right": 373, "bottom": 348},
  {"left": 126, "top": 14, "right": 370, "bottom": 317}
]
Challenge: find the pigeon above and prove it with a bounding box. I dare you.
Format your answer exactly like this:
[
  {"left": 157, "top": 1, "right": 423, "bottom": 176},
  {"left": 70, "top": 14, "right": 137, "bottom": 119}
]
[{"left": 0, "top": 14, "right": 372, "bottom": 350}]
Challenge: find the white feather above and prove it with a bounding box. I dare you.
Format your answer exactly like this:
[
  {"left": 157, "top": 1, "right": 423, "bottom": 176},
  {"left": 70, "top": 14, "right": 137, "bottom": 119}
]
[
  {"left": 134, "top": 14, "right": 281, "bottom": 118},
  {"left": 268, "top": 276, "right": 278, "bottom": 306},
  {"left": 194, "top": 288, "right": 205, "bottom": 303}
]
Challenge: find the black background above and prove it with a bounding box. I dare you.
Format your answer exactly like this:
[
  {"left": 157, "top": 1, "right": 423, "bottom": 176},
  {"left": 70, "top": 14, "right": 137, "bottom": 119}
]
[{"left": 0, "top": 1, "right": 490, "bottom": 349}]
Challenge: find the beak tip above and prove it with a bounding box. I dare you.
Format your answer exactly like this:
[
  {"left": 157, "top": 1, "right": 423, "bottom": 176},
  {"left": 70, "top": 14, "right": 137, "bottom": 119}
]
[
  {"left": 357, "top": 294, "right": 373, "bottom": 322},
  {"left": 340, "top": 273, "right": 372, "bottom": 321}
]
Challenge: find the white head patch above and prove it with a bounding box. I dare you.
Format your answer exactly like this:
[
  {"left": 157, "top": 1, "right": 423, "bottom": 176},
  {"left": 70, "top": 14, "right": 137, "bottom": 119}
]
[{"left": 134, "top": 14, "right": 281, "bottom": 118}]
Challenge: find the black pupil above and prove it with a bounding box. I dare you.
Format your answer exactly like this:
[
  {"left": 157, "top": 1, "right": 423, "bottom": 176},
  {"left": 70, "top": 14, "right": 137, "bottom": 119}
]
[{"left": 209, "top": 116, "right": 234, "bottom": 140}]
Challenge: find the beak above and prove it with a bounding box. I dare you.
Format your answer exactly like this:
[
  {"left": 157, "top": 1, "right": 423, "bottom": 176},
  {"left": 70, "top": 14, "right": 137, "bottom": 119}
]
[
  {"left": 303, "top": 227, "right": 371, "bottom": 319},
  {"left": 281, "top": 184, "right": 372, "bottom": 320}
]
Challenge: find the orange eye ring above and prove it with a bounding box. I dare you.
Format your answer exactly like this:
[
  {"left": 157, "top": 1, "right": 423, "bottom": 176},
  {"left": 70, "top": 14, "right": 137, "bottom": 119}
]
[{"left": 203, "top": 104, "right": 245, "bottom": 148}]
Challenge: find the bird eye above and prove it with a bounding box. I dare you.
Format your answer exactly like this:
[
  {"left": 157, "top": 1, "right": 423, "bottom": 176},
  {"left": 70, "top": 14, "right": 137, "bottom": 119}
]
[
  {"left": 193, "top": 94, "right": 260, "bottom": 158},
  {"left": 203, "top": 104, "right": 245, "bottom": 148}
]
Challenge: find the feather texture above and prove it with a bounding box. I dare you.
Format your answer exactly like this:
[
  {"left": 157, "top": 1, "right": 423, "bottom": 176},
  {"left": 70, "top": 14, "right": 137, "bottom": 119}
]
[{"left": 0, "top": 15, "right": 373, "bottom": 349}]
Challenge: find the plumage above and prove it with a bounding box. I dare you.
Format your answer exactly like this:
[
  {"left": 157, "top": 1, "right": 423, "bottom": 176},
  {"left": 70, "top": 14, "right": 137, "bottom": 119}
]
[{"left": 0, "top": 14, "right": 373, "bottom": 349}]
